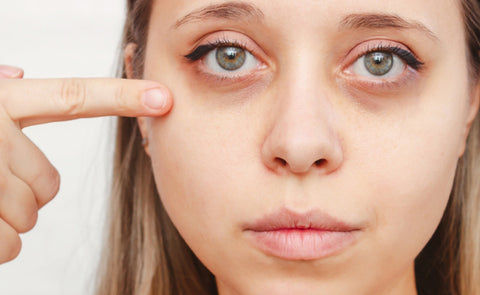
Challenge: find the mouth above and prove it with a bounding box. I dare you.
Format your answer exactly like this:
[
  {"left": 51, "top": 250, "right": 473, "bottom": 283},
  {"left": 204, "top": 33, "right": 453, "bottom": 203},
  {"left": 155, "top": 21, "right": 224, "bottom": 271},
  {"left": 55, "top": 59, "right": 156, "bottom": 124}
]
[{"left": 243, "top": 207, "right": 363, "bottom": 260}]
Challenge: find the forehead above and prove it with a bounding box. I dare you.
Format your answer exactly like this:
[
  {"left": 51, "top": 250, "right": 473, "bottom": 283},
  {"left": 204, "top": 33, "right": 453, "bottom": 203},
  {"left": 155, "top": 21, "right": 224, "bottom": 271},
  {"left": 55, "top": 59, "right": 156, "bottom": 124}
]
[{"left": 150, "top": 0, "right": 464, "bottom": 40}]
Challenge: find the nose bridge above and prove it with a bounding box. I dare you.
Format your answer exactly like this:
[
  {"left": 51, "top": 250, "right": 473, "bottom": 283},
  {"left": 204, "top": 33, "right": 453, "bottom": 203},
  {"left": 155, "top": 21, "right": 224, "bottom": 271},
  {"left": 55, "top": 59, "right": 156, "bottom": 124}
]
[
  {"left": 277, "top": 75, "right": 333, "bottom": 143},
  {"left": 282, "top": 51, "right": 333, "bottom": 127},
  {"left": 261, "top": 47, "right": 343, "bottom": 175}
]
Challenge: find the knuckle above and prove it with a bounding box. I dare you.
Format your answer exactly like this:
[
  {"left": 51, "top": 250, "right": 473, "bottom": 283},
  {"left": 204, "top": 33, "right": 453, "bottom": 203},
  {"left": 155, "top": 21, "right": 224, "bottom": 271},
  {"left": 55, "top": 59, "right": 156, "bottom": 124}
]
[
  {"left": 9, "top": 183, "right": 38, "bottom": 234},
  {"left": 0, "top": 128, "right": 12, "bottom": 155},
  {"left": 48, "top": 167, "right": 61, "bottom": 200},
  {"left": 57, "top": 78, "right": 87, "bottom": 116},
  {"left": 1, "top": 183, "right": 38, "bottom": 233},
  {"left": 0, "top": 80, "right": 6, "bottom": 102},
  {"left": 0, "top": 173, "right": 8, "bottom": 193},
  {"left": 114, "top": 82, "right": 130, "bottom": 112},
  {"left": 7, "top": 233, "right": 22, "bottom": 262},
  {"left": 0, "top": 136, "right": 6, "bottom": 152},
  {"left": 33, "top": 165, "right": 60, "bottom": 207},
  {"left": 17, "top": 207, "right": 37, "bottom": 234},
  {"left": 0, "top": 171, "right": 6, "bottom": 186},
  {"left": 0, "top": 223, "right": 22, "bottom": 263}
]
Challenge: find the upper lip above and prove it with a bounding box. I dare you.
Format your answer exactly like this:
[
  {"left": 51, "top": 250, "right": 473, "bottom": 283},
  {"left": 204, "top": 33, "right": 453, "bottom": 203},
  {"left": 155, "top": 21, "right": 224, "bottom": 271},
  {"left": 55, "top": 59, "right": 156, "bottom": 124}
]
[{"left": 243, "top": 207, "right": 362, "bottom": 232}]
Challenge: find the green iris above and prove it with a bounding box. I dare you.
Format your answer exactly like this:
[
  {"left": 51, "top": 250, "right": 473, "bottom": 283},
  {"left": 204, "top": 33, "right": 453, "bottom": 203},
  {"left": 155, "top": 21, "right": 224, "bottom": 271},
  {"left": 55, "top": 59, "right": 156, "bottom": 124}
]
[
  {"left": 216, "top": 46, "right": 246, "bottom": 71},
  {"left": 364, "top": 52, "right": 393, "bottom": 76}
]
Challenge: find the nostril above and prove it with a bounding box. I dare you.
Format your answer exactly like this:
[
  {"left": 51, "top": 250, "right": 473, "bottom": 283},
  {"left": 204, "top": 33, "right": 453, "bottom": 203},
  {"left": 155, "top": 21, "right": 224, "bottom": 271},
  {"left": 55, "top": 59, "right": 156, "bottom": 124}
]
[
  {"left": 275, "top": 157, "right": 288, "bottom": 166},
  {"left": 314, "top": 159, "right": 326, "bottom": 166}
]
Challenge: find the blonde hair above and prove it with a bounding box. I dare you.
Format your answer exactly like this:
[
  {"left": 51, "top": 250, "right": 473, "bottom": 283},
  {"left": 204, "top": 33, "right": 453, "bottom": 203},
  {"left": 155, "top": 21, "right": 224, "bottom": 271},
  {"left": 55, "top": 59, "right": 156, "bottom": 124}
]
[{"left": 95, "top": 0, "right": 480, "bottom": 294}]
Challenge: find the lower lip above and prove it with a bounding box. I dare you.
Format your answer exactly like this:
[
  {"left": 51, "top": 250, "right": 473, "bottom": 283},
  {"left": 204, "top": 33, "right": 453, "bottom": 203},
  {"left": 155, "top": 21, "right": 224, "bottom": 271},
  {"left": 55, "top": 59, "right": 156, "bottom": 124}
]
[{"left": 246, "top": 229, "right": 359, "bottom": 260}]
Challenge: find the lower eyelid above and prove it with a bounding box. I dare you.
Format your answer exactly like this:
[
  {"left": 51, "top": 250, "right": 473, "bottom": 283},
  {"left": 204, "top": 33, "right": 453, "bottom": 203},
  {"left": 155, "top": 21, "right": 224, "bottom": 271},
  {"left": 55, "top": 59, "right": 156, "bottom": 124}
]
[
  {"left": 194, "top": 51, "right": 269, "bottom": 86},
  {"left": 338, "top": 66, "right": 420, "bottom": 93},
  {"left": 195, "top": 67, "right": 268, "bottom": 88}
]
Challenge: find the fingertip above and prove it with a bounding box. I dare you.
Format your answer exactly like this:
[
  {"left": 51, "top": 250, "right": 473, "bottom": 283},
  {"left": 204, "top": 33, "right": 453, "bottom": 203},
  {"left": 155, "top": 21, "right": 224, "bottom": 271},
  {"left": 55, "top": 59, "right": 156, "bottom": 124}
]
[
  {"left": 0, "top": 65, "right": 24, "bottom": 79},
  {"left": 159, "top": 87, "right": 174, "bottom": 114},
  {"left": 16, "top": 70, "right": 24, "bottom": 79},
  {"left": 142, "top": 83, "right": 173, "bottom": 115}
]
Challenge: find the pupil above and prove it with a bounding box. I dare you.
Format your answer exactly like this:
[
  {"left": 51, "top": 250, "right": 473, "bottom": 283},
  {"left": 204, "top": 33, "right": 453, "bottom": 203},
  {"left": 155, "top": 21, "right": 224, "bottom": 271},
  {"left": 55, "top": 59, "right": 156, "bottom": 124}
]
[
  {"left": 216, "top": 46, "right": 246, "bottom": 71},
  {"left": 364, "top": 51, "right": 393, "bottom": 76},
  {"left": 373, "top": 55, "right": 384, "bottom": 64},
  {"left": 226, "top": 48, "right": 237, "bottom": 59}
]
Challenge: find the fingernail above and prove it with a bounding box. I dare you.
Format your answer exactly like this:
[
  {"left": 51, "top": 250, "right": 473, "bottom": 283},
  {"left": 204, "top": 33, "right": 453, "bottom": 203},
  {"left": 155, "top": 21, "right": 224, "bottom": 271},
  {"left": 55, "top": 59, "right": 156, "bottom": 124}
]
[
  {"left": 0, "top": 65, "right": 23, "bottom": 78},
  {"left": 143, "top": 87, "right": 168, "bottom": 110}
]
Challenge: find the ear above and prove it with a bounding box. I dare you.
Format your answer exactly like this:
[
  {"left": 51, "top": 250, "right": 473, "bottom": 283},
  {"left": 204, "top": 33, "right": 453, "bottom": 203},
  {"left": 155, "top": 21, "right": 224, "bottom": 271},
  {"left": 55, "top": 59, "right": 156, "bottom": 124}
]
[
  {"left": 124, "top": 43, "right": 151, "bottom": 156},
  {"left": 458, "top": 81, "right": 480, "bottom": 157},
  {"left": 124, "top": 43, "right": 138, "bottom": 79},
  {"left": 137, "top": 116, "right": 151, "bottom": 156}
]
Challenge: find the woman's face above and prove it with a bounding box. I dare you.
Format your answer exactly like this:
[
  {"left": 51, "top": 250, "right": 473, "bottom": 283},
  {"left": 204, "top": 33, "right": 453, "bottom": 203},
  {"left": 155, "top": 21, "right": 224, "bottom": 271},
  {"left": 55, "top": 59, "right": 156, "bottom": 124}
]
[{"left": 134, "top": 0, "right": 479, "bottom": 294}]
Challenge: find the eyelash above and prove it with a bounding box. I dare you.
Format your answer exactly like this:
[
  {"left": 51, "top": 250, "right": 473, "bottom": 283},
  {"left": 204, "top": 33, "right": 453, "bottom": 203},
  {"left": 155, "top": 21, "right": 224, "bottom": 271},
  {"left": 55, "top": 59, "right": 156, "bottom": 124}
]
[
  {"left": 354, "top": 44, "right": 424, "bottom": 71},
  {"left": 184, "top": 39, "right": 251, "bottom": 62}
]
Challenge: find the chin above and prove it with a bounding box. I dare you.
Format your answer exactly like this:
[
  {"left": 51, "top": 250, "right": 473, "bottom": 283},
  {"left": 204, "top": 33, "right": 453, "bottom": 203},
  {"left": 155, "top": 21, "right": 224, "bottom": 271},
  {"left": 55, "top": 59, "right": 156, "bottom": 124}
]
[{"left": 218, "top": 272, "right": 369, "bottom": 295}]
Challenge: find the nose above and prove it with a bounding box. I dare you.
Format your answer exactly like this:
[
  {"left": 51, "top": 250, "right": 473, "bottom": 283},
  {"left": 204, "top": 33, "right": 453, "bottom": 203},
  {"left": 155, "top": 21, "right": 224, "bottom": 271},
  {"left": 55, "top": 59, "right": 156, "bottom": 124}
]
[{"left": 261, "top": 70, "right": 344, "bottom": 175}]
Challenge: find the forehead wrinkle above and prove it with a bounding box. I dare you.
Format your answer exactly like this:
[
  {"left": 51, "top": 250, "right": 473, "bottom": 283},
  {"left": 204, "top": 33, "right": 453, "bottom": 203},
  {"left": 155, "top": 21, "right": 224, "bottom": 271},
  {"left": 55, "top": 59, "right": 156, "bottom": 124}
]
[
  {"left": 340, "top": 13, "right": 440, "bottom": 42},
  {"left": 172, "top": 1, "right": 264, "bottom": 30}
]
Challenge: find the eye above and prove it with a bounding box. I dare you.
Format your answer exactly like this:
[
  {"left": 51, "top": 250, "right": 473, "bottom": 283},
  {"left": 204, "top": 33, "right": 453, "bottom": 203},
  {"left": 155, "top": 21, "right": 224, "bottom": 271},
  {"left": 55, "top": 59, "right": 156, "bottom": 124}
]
[
  {"left": 212, "top": 46, "right": 246, "bottom": 71},
  {"left": 204, "top": 45, "right": 259, "bottom": 74},
  {"left": 348, "top": 46, "right": 424, "bottom": 79},
  {"left": 364, "top": 51, "right": 394, "bottom": 75},
  {"left": 184, "top": 39, "right": 263, "bottom": 78},
  {"left": 351, "top": 51, "right": 404, "bottom": 78}
]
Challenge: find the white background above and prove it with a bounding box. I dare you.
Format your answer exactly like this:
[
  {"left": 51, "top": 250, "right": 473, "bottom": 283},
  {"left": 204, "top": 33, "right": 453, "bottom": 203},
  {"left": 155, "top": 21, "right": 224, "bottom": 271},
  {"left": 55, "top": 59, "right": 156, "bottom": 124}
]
[{"left": 0, "top": 1, "right": 126, "bottom": 294}]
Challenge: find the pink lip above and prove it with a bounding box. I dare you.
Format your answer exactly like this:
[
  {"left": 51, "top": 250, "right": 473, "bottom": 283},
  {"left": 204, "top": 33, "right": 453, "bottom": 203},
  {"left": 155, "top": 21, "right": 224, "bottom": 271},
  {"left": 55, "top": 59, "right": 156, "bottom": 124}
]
[{"left": 243, "top": 208, "right": 362, "bottom": 260}]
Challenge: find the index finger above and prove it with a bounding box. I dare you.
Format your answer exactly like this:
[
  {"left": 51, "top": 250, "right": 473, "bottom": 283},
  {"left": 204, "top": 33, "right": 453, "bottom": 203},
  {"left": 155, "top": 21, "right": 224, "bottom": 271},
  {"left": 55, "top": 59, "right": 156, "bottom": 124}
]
[{"left": 0, "top": 78, "right": 173, "bottom": 128}]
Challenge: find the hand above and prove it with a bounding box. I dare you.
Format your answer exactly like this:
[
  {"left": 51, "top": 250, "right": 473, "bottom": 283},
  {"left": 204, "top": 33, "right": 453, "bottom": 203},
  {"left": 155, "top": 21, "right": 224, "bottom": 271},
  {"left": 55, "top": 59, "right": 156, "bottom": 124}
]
[{"left": 0, "top": 65, "right": 173, "bottom": 263}]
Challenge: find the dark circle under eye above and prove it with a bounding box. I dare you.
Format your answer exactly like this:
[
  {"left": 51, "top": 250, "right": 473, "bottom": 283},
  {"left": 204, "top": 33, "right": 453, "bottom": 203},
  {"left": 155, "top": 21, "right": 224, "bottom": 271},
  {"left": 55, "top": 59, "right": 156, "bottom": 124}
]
[
  {"left": 215, "top": 46, "right": 246, "bottom": 71},
  {"left": 364, "top": 51, "right": 393, "bottom": 76}
]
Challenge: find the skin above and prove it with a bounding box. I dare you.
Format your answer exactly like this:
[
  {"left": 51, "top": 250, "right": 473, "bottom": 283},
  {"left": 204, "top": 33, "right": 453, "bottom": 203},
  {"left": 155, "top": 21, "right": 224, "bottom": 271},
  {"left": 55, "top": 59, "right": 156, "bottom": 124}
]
[{"left": 133, "top": 0, "right": 480, "bottom": 294}]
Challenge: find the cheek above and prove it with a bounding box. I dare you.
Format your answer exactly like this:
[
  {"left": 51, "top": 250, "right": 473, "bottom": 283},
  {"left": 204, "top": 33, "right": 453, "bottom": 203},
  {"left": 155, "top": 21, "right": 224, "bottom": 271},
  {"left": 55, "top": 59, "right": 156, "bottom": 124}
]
[
  {"left": 142, "top": 48, "right": 267, "bottom": 269},
  {"left": 347, "top": 78, "right": 467, "bottom": 272},
  {"left": 146, "top": 84, "right": 261, "bottom": 253}
]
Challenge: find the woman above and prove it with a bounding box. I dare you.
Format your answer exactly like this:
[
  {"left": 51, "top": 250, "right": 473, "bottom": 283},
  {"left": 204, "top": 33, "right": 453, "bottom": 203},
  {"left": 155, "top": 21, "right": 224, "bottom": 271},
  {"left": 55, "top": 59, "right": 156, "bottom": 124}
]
[{"left": 1, "top": 0, "right": 479, "bottom": 294}]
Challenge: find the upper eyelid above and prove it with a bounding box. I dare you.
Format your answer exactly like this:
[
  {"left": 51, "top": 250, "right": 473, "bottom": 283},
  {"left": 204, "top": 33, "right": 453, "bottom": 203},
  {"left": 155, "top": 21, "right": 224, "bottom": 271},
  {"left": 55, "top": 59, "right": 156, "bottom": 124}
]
[
  {"left": 201, "top": 40, "right": 252, "bottom": 57},
  {"left": 183, "top": 33, "right": 264, "bottom": 61},
  {"left": 184, "top": 43, "right": 256, "bottom": 74},
  {"left": 353, "top": 46, "right": 420, "bottom": 65},
  {"left": 341, "top": 40, "right": 424, "bottom": 70},
  {"left": 360, "top": 45, "right": 421, "bottom": 62}
]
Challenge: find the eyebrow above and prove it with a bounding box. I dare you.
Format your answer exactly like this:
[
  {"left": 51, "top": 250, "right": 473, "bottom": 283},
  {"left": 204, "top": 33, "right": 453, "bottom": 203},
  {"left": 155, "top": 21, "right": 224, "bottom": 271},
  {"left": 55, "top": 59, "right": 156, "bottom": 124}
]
[
  {"left": 172, "top": 1, "right": 264, "bottom": 29},
  {"left": 339, "top": 13, "right": 439, "bottom": 41},
  {"left": 172, "top": 3, "right": 439, "bottom": 42}
]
